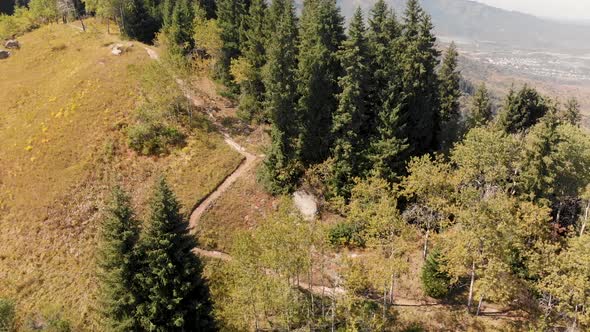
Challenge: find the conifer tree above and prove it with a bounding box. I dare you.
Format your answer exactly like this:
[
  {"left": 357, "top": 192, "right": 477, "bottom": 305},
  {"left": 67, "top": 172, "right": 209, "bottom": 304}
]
[
  {"left": 499, "top": 85, "right": 549, "bottom": 133},
  {"left": 162, "top": 0, "right": 175, "bottom": 28},
  {"left": 365, "top": 0, "right": 408, "bottom": 182},
  {"left": 437, "top": 42, "right": 462, "bottom": 149},
  {"left": 561, "top": 97, "right": 582, "bottom": 126},
  {"left": 0, "top": 0, "right": 15, "bottom": 15},
  {"left": 519, "top": 113, "right": 562, "bottom": 204},
  {"left": 216, "top": 0, "right": 249, "bottom": 84},
  {"left": 467, "top": 83, "right": 493, "bottom": 128},
  {"left": 331, "top": 7, "right": 370, "bottom": 197},
  {"left": 421, "top": 250, "right": 451, "bottom": 299},
  {"left": 399, "top": 0, "right": 440, "bottom": 155},
  {"left": 135, "top": 178, "right": 215, "bottom": 331},
  {"left": 164, "top": 0, "right": 194, "bottom": 55},
  {"left": 238, "top": 0, "right": 268, "bottom": 121},
  {"left": 259, "top": 0, "right": 301, "bottom": 194},
  {"left": 124, "top": 0, "right": 160, "bottom": 43},
  {"left": 199, "top": 0, "right": 216, "bottom": 19},
  {"left": 98, "top": 187, "right": 141, "bottom": 331},
  {"left": 367, "top": 0, "right": 400, "bottom": 132},
  {"left": 297, "top": 0, "right": 345, "bottom": 164}
]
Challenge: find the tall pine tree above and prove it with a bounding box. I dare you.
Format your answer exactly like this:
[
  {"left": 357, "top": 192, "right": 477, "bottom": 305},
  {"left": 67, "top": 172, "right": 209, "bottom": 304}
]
[
  {"left": 124, "top": 0, "right": 161, "bottom": 43},
  {"left": 330, "top": 7, "right": 370, "bottom": 197},
  {"left": 367, "top": 0, "right": 409, "bottom": 182},
  {"left": 216, "top": 0, "right": 250, "bottom": 85},
  {"left": 560, "top": 97, "right": 581, "bottom": 127},
  {"left": 238, "top": 0, "right": 268, "bottom": 122},
  {"left": 367, "top": 0, "right": 400, "bottom": 133},
  {"left": 467, "top": 83, "right": 493, "bottom": 128},
  {"left": 98, "top": 187, "right": 141, "bottom": 331},
  {"left": 135, "top": 178, "right": 215, "bottom": 331},
  {"left": 437, "top": 42, "right": 462, "bottom": 150},
  {"left": 399, "top": 0, "right": 440, "bottom": 155},
  {"left": 297, "top": 0, "right": 345, "bottom": 164},
  {"left": 258, "top": 0, "right": 301, "bottom": 194},
  {"left": 499, "top": 85, "right": 549, "bottom": 133},
  {"left": 163, "top": 0, "right": 195, "bottom": 55}
]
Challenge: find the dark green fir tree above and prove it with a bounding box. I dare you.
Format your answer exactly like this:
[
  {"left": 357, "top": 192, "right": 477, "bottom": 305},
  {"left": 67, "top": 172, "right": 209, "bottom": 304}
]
[
  {"left": 238, "top": 0, "right": 268, "bottom": 122},
  {"left": 216, "top": 0, "right": 250, "bottom": 85},
  {"left": 123, "top": 0, "right": 160, "bottom": 43},
  {"left": 98, "top": 187, "right": 141, "bottom": 331},
  {"left": 330, "top": 7, "right": 370, "bottom": 197},
  {"left": 437, "top": 42, "right": 462, "bottom": 150},
  {"left": 135, "top": 178, "right": 215, "bottom": 331},
  {"left": 297, "top": 0, "right": 345, "bottom": 164},
  {"left": 258, "top": 0, "right": 301, "bottom": 194},
  {"left": 467, "top": 83, "right": 493, "bottom": 128},
  {"left": 367, "top": 0, "right": 400, "bottom": 134},
  {"left": 164, "top": 0, "right": 194, "bottom": 55},
  {"left": 499, "top": 85, "right": 549, "bottom": 133},
  {"left": 399, "top": 0, "right": 440, "bottom": 155}
]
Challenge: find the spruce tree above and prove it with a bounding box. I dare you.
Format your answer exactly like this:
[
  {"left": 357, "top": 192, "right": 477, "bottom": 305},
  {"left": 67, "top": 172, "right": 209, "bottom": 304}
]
[
  {"left": 162, "top": 0, "right": 175, "bottom": 28},
  {"left": 519, "top": 112, "right": 563, "bottom": 204},
  {"left": 399, "top": 0, "right": 440, "bottom": 155},
  {"left": 124, "top": 0, "right": 160, "bottom": 43},
  {"left": 421, "top": 250, "right": 451, "bottom": 299},
  {"left": 467, "top": 83, "right": 493, "bottom": 128},
  {"left": 366, "top": 0, "right": 409, "bottom": 182},
  {"left": 0, "top": 0, "right": 15, "bottom": 15},
  {"left": 98, "top": 187, "right": 141, "bottom": 331},
  {"left": 437, "top": 42, "right": 462, "bottom": 150},
  {"left": 331, "top": 7, "right": 370, "bottom": 197},
  {"left": 135, "top": 178, "right": 215, "bottom": 331},
  {"left": 238, "top": 0, "right": 268, "bottom": 122},
  {"left": 297, "top": 0, "right": 345, "bottom": 164},
  {"left": 561, "top": 97, "right": 582, "bottom": 126},
  {"left": 259, "top": 0, "right": 301, "bottom": 194},
  {"left": 367, "top": 0, "right": 400, "bottom": 132},
  {"left": 199, "top": 0, "right": 216, "bottom": 19},
  {"left": 164, "top": 0, "right": 194, "bottom": 55},
  {"left": 499, "top": 85, "right": 549, "bottom": 133},
  {"left": 216, "top": 0, "right": 250, "bottom": 84}
]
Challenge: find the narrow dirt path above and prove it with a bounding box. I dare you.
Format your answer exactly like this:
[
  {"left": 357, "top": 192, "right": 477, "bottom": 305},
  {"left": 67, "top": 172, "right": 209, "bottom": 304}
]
[
  {"left": 142, "top": 46, "right": 514, "bottom": 317},
  {"left": 144, "top": 47, "right": 259, "bottom": 228},
  {"left": 188, "top": 137, "right": 257, "bottom": 228},
  {"left": 191, "top": 246, "right": 508, "bottom": 314}
]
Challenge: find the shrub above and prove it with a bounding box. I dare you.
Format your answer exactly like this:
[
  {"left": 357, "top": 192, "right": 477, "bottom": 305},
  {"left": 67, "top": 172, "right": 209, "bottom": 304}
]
[
  {"left": 127, "top": 122, "right": 185, "bottom": 155},
  {"left": 0, "top": 8, "right": 37, "bottom": 39},
  {"left": 0, "top": 298, "right": 16, "bottom": 332},
  {"left": 421, "top": 250, "right": 451, "bottom": 299},
  {"left": 328, "top": 222, "right": 365, "bottom": 248}
]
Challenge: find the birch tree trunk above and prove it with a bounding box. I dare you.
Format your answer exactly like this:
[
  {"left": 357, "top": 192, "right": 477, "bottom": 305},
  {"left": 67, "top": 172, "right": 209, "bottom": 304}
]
[
  {"left": 423, "top": 228, "right": 430, "bottom": 260},
  {"left": 467, "top": 261, "right": 476, "bottom": 313},
  {"left": 476, "top": 294, "right": 484, "bottom": 316},
  {"left": 580, "top": 202, "right": 589, "bottom": 237}
]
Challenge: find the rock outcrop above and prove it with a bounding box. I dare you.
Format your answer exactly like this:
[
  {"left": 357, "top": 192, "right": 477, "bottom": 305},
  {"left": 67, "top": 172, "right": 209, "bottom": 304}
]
[
  {"left": 110, "top": 43, "right": 133, "bottom": 56},
  {"left": 293, "top": 190, "right": 318, "bottom": 221},
  {"left": 4, "top": 40, "right": 20, "bottom": 49},
  {"left": 0, "top": 50, "right": 10, "bottom": 59}
]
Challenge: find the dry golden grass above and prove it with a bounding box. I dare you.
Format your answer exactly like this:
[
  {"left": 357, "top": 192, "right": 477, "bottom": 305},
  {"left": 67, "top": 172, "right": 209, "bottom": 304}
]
[
  {"left": 0, "top": 20, "right": 241, "bottom": 329},
  {"left": 197, "top": 159, "right": 275, "bottom": 252}
]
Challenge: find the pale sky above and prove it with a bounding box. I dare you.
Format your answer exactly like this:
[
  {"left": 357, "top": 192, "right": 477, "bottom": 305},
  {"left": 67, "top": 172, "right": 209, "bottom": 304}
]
[{"left": 473, "top": 0, "right": 590, "bottom": 21}]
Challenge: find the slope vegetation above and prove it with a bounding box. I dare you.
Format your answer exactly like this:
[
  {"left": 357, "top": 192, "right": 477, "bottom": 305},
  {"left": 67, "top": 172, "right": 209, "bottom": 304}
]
[{"left": 0, "top": 22, "right": 242, "bottom": 329}]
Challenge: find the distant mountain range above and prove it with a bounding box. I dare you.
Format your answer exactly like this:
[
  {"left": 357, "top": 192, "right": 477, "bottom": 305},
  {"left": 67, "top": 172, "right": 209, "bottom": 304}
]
[{"left": 330, "top": 0, "right": 590, "bottom": 52}]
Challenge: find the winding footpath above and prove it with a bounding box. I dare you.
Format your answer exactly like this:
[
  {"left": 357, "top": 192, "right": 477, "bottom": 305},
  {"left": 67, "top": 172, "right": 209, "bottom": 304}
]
[
  {"left": 142, "top": 47, "right": 513, "bottom": 316},
  {"left": 144, "top": 47, "right": 259, "bottom": 229}
]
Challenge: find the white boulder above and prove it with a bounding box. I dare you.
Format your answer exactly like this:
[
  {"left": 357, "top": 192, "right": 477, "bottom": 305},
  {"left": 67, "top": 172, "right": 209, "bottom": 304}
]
[{"left": 293, "top": 190, "right": 318, "bottom": 221}]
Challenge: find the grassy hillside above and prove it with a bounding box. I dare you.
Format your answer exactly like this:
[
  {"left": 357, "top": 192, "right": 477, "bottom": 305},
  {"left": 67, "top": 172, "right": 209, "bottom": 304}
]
[{"left": 0, "top": 22, "right": 242, "bottom": 329}]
